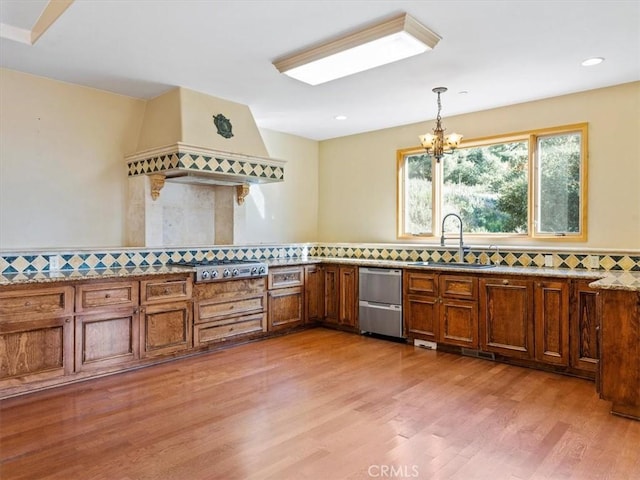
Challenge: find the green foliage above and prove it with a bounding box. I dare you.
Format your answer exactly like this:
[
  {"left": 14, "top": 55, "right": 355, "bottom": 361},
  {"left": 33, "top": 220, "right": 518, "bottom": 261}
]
[{"left": 404, "top": 132, "right": 581, "bottom": 235}]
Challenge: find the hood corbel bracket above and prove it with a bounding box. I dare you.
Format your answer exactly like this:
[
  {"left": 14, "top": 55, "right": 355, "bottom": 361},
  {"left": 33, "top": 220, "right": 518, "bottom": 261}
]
[
  {"left": 150, "top": 174, "right": 166, "bottom": 201},
  {"left": 236, "top": 183, "right": 250, "bottom": 205}
]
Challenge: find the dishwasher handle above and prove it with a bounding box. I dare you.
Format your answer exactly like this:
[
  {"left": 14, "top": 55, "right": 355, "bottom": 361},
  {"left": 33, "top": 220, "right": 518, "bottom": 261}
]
[
  {"left": 359, "top": 300, "right": 402, "bottom": 311},
  {"left": 359, "top": 267, "right": 402, "bottom": 276}
]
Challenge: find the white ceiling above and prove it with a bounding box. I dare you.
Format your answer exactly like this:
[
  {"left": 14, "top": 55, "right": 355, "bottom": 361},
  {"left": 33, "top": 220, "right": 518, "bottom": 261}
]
[{"left": 1, "top": 0, "right": 639, "bottom": 141}]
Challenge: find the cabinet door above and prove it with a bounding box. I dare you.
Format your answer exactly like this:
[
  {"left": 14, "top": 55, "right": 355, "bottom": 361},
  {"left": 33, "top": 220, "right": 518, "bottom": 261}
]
[
  {"left": 480, "top": 278, "right": 534, "bottom": 359},
  {"left": 75, "top": 308, "right": 139, "bottom": 372},
  {"left": 0, "top": 317, "right": 74, "bottom": 383},
  {"left": 324, "top": 265, "right": 339, "bottom": 324},
  {"left": 404, "top": 294, "right": 438, "bottom": 341},
  {"left": 599, "top": 290, "right": 640, "bottom": 420},
  {"left": 268, "top": 286, "right": 303, "bottom": 331},
  {"left": 304, "top": 265, "right": 324, "bottom": 323},
  {"left": 339, "top": 266, "right": 358, "bottom": 328},
  {"left": 534, "top": 279, "right": 569, "bottom": 366},
  {"left": 570, "top": 280, "right": 599, "bottom": 374},
  {"left": 141, "top": 301, "right": 192, "bottom": 358},
  {"left": 440, "top": 299, "right": 478, "bottom": 348}
]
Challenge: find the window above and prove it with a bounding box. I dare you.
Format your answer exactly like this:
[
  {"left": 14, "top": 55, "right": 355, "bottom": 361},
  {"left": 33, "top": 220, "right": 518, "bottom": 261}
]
[{"left": 397, "top": 123, "right": 587, "bottom": 240}]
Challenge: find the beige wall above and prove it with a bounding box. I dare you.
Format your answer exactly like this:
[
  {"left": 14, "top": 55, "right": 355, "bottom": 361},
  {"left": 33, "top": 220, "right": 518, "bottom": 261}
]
[
  {"left": 318, "top": 82, "right": 640, "bottom": 250},
  {"left": 246, "top": 129, "right": 319, "bottom": 243},
  {"left": 0, "top": 69, "right": 319, "bottom": 250},
  {"left": 0, "top": 68, "right": 145, "bottom": 249}
]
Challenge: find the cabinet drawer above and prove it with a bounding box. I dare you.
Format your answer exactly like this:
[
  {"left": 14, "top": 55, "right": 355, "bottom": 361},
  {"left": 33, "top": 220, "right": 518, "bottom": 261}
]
[
  {"left": 404, "top": 271, "right": 437, "bottom": 295},
  {"left": 195, "top": 313, "right": 265, "bottom": 345},
  {"left": 76, "top": 281, "right": 139, "bottom": 312},
  {"left": 440, "top": 275, "right": 477, "bottom": 300},
  {"left": 0, "top": 286, "right": 74, "bottom": 319},
  {"left": 196, "top": 293, "right": 266, "bottom": 323},
  {"left": 268, "top": 267, "right": 303, "bottom": 289},
  {"left": 140, "top": 276, "right": 193, "bottom": 305}
]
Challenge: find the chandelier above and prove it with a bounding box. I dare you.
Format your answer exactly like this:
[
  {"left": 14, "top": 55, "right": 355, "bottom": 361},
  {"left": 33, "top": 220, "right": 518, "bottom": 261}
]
[{"left": 419, "top": 87, "right": 463, "bottom": 162}]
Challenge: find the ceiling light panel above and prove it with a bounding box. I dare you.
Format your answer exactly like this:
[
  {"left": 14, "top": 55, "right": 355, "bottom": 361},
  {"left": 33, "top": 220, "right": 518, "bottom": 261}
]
[{"left": 273, "top": 13, "right": 441, "bottom": 86}]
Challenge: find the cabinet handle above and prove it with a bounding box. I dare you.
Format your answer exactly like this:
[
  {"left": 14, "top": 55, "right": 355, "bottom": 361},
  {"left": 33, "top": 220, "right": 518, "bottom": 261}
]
[
  {"left": 502, "top": 280, "right": 509, "bottom": 285},
  {"left": 105, "top": 293, "right": 111, "bottom": 298}
]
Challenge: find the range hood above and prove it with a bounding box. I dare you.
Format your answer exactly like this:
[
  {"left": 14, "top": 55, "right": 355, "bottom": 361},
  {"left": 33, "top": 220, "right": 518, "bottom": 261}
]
[{"left": 125, "top": 87, "right": 286, "bottom": 204}]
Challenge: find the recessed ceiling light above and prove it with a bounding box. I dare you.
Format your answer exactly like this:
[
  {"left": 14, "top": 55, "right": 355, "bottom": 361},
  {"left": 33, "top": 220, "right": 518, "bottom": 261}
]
[
  {"left": 335, "top": 115, "right": 348, "bottom": 121},
  {"left": 273, "top": 13, "right": 441, "bottom": 86},
  {"left": 581, "top": 57, "right": 604, "bottom": 67}
]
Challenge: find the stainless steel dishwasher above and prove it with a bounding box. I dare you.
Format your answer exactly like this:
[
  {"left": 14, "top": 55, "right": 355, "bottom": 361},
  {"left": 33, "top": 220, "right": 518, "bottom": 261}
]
[{"left": 358, "top": 267, "right": 404, "bottom": 338}]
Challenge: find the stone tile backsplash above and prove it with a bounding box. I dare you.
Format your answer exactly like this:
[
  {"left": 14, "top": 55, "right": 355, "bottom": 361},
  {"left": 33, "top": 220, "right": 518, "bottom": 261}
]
[{"left": 0, "top": 243, "right": 638, "bottom": 274}]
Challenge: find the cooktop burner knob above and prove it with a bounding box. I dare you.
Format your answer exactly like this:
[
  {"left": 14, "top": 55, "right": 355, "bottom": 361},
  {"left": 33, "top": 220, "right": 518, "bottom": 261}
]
[
  {"left": 211, "top": 270, "right": 219, "bottom": 278},
  {"left": 250, "top": 267, "right": 258, "bottom": 275},
  {"left": 259, "top": 266, "right": 267, "bottom": 274},
  {"left": 201, "top": 271, "right": 210, "bottom": 280},
  {"left": 223, "top": 268, "right": 231, "bottom": 278},
  {"left": 232, "top": 268, "right": 239, "bottom": 277}
]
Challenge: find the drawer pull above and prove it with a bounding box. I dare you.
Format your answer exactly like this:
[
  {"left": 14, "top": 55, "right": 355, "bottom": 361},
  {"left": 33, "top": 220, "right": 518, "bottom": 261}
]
[
  {"left": 163, "top": 288, "right": 170, "bottom": 295},
  {"left": 502, "top": 280, "right": 509, "bottom": 285},
  {"left": 105, "top": 293, "right": 111, "bottom": 298},
  {"left": 24, "top": 301, "right": 31, "bottom": 306}
]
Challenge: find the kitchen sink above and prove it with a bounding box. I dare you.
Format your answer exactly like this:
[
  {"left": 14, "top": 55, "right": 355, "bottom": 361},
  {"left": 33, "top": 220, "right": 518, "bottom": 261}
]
[{"left": 411, "top": 261, "right": 496, "bottom": 269}]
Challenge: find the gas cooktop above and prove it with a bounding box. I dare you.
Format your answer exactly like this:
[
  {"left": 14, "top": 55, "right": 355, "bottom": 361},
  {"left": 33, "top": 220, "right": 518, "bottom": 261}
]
[{"left": 169, "top": 259, "right": 268, "bottom": 282}]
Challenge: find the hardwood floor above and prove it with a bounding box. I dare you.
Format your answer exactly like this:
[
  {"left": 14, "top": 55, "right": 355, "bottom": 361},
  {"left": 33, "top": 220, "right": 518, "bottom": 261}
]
[{"left": 1, "top": 328, "right": 638, "bottom": 480}]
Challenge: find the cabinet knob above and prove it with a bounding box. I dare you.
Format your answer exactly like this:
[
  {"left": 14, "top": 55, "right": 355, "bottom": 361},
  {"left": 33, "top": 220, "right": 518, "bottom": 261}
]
[
  {"left": 502, "top": 280, "right": 509, "bottom": 285},
  {"left": 105, "top": 293, "right": 111, "bottom": 298},
  {"left": 65, "top": 318, "right": 70, "bottom": 323},
  {"left": 24, "top": 301, "right": 31, "bottom": 306},
  {"left": 163, "top": 288, "right": 169, "bottom": 295}
]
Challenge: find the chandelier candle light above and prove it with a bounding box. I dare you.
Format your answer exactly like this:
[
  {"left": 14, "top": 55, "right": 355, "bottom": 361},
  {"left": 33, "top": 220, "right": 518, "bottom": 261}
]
[{"left": 419, "top": 87, "right": 463, "bottom": 162}]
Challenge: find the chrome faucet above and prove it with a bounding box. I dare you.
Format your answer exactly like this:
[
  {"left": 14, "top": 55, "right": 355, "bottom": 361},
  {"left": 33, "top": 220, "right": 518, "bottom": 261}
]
[{"left": 440, "top": 213, "right": 466, "bottom": 263}]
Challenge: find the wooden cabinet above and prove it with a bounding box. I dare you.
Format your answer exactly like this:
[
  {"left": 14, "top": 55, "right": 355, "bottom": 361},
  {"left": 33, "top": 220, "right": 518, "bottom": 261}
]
[
  {"left": 404, "top": 271, "right": 477, "bottom": 348},
  {"left": 323, "top": 264, "right": 358, "bottom": 329},
  {"left": 0, "top": 285, "right": 75, "bottom": 384},
  {"left": 75, "top": 281, "right": 140, "bottom": 372},
  {"left": 534, "top": 279, "right": 569, "bottom": 366},
  {"left": 194, "top": 278, "right": 266, "bottom": 346},
  {"left": 439, "top": 275, "right": 478, "bottom": 348},
  {"left": 570, "top": 280, "right": 599, "bottom": 375},
  {"left": 304, "top": 265, "right": 324, "bottom": 324},
  {"left": 140, "top": 275, "right": 193, "bottom": 358},
  {"left": 268, "top": 266, "right": 304, "bottom": 331},
  {"left": 480, "top": 277, "right": 534, "bottom": 359},
  {"left": 598, "top": 289, "right": 640, "bottom": 420},
  {"left": 404, "top": 270, "right": 438, "bottom": 341},
  {"left": 339, "top": 266, "right": 358, "bottom": 328}
]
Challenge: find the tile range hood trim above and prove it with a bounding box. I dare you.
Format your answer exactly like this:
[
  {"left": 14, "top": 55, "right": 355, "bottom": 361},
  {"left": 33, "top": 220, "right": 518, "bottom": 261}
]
[
  {"left": 124, "top": 87, "right": 286, "bottom": 204},
  {"left": 125, "top": 142, "right": 286, "bottom": 203}
]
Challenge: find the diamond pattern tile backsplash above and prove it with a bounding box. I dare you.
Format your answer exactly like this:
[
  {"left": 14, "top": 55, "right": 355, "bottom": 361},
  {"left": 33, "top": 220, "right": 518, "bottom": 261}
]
[
  {"left": 0, "top": 244, "right": 638, "bottom": 275},
  {"left": 127, "top": 152, "right": 284, "bottom": 181}
]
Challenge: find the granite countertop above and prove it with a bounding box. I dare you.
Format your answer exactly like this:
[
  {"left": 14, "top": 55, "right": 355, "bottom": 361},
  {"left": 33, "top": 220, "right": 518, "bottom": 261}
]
[
  {"left": 271, "top": 257, "right": 640, "bottom": 292},
  {"left": 1, "top": 257, "right": 638, "bottom": 292},
  {"left": 0, "top": 265, "right": 195, "bottom": 286}
]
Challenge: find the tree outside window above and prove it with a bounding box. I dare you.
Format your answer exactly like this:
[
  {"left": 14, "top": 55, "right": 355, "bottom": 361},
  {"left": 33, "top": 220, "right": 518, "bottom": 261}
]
[{"left": 397, "top": 123, "right": 587, "bottom": 240}]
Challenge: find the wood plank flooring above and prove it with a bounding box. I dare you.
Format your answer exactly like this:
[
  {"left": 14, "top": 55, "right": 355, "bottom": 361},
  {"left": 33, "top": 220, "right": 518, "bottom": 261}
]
[{"left": 1, "top": 328, "right": 639, "bottom": 480}]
